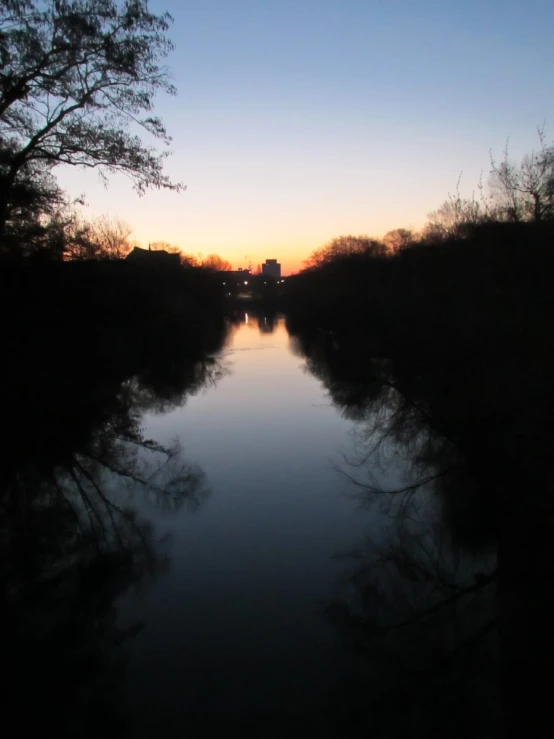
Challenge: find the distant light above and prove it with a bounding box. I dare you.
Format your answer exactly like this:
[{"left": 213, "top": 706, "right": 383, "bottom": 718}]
[
  {"left": 222, "top": 281, "right": 226, "bottom": 285},
  {"left": 244, "top": 280, "right": 248, "bottom": 285},
  {"left": 264, "top": 281, "right": 266, "bottom": 284}
]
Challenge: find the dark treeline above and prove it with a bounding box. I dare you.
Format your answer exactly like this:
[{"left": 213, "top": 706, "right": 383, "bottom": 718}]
[
  {"left": 285, "top": 148, "right": 554, "bottom": 734},
  {"left": 286, "top": 219, "right": 554, "bottom": 355},
  {"left": 2, "top": 254, "right": 227, "bottom": 363}
]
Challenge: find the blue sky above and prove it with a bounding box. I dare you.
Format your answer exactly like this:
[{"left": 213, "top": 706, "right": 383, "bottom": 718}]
[{"left": 59, "top": 0, "right": 554, "bottom": 271}]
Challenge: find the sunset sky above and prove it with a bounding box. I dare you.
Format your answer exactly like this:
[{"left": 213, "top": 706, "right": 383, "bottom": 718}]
[{"left": 57, "top": 0, "right": 554, "bottom": 274}]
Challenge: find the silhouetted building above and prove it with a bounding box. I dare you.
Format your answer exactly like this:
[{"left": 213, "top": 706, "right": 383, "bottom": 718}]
[
  {"left": 261, "top": 259, "right": 281, "bottom": 279},
  {"left": 126, "top": 246, "right": 180, "bottom": 269}
]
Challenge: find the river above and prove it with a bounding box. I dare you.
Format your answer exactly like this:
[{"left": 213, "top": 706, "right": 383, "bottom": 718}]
[
  {"left": 3, "top": 310, "right": 498, "bottom": 738},
  {"left": 118, "top": 313, "right": 378, "bottom": 735}
]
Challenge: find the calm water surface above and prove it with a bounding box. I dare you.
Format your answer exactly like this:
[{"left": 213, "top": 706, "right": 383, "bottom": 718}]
[
  {"left": 119, "top": 315, "right": 378, "bottom": 734},
  {"left": 5, "top": 309, "right": 498, "bottom": 737}
]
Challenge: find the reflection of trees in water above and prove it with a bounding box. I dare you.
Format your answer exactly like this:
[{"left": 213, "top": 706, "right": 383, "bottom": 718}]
[
  {"left": 257, "top": 313, "right": 277, "bottom": 334},
  {"left": 129, "top": 355, "right": 225, "bottom": 415},
  {"left": 1, "top": 337, "right": 225, "bottom": 736},
  {"left": 290, "top": 323, "right": 500, "bottom": 737},
  {"left": 327, "top": 481, "right": 498, "bottom": 737}
]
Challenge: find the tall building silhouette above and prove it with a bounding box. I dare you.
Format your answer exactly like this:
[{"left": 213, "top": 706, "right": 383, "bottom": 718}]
[{"left": 261, "top": 259, "right": 281, "bottom": 279}]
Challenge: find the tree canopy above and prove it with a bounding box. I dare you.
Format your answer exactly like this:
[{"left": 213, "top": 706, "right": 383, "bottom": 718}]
[
  {"left": 489, "top": 131, "right": 554, "bottom": 223},
  {"left": 382, "top": 228, "right": 413, "bottom": 251},
  {"left": 0, "top": 0, "right": 182, "bottom": 241},
  {"left": 422, "top": 129, "right": 554, "bottom": 242},
  {"left": 202, "top": 254, "right": 232, "bottom": 271},
  {"left": 304, "top": 235, "right": 388, "bottom": 269}
]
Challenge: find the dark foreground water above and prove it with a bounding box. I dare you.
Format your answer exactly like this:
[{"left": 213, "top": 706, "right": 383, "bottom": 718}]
[{"left": 4, "top": 312, "right": 499, "bottom": 738}]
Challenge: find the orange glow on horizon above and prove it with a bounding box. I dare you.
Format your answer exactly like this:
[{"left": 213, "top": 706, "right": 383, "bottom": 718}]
[
  {"left": 60, "top": 166, "right": 426, "bottom": 277},
  {"left": 130, "top": 238, "right": 311, "bottom": 275}
]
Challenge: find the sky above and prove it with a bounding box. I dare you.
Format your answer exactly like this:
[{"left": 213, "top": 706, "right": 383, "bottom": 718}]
[{"left": 57, "top": 0, "right": 554, "bottom": 274}]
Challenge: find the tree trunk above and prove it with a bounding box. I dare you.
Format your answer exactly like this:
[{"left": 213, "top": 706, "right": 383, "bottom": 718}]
[{"left": 0, "top": 165, "right": 23, "bottom": 247}]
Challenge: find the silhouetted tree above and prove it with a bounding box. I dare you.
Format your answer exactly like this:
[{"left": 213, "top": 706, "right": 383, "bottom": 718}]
[
  {"left": 422, "top": 180, "right": 492, "bottom": 241},
  {"left": 304, "top": 234, "right": 387, "bottom": 268},
  {"left": 0, "top": 148, "right": 69, "bottom": 255},
  {"left": 489, "top": 128, "right": 554, "bottom": 222},
  {"left": 202, "top": 253, "right": 233, "bottom": 271},
  {"left": 88, "top": 216, "right": 133, "bottom": 259},
  {"left": 0, "top": 0, "right": 182, "bottom": 242},
  {"left": 382, "top": 228, "right": 414, "bottom": 251}
]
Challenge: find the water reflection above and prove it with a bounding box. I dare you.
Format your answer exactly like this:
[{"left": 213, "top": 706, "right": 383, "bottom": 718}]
[
  {"left": 288, "top": 319, "right": 501, "bottom": 737},
  {"left": 11, "top": 303, "right": 551, "bottom": 735},
  {"left": 227, "top": 308, "right": 279, "bottom": 335},
  {"left": 2, "top": 322, "right": 227, "bottom": 736},
  {"left": 258, "top": 312, "right": 278, "bottom": 334}
]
